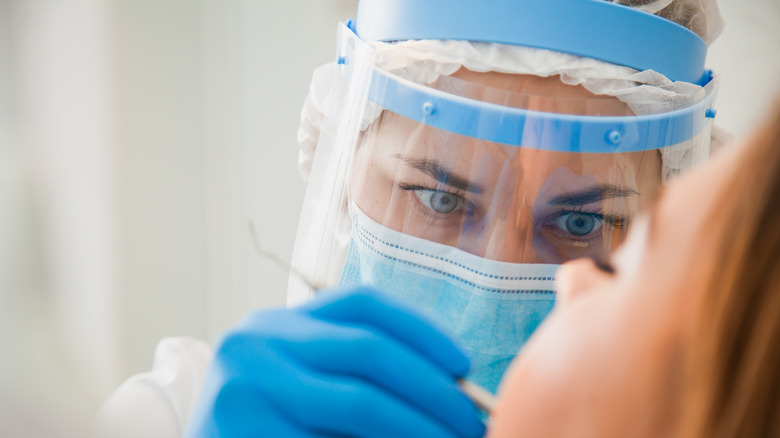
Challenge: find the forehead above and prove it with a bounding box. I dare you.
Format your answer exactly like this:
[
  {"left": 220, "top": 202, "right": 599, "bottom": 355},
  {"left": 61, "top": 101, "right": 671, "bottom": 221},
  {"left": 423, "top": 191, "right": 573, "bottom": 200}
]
[
  {"left": 363, "top": 68, "right": 639, "bottom": 175},
  {"left": 440, "top": 69, "right": 634, "bottom": 116},
  {"left": 368, "top": 111, "right": 653, "bottom": 180}
]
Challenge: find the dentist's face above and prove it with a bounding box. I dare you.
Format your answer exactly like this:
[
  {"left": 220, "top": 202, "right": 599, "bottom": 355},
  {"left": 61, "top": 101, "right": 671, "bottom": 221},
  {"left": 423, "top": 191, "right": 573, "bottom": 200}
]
[
  {"left": 488, "top": 144, "right": 736, "bottom": 437},
  {"left": 351, "top": 70, "right": 662, "bottom": 264}
]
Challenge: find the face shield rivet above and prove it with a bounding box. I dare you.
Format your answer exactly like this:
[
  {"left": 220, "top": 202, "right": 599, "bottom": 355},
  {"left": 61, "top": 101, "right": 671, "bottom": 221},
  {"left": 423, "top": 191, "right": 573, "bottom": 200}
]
[
  {"left": 422, "top": 102, "right": 436, "bottom": 116},
  {"left": 337, "top": 56, "right": 347, "bottom": 65},
  {"left": 606, "top": 130, "right": 622, "bottom": 146}
]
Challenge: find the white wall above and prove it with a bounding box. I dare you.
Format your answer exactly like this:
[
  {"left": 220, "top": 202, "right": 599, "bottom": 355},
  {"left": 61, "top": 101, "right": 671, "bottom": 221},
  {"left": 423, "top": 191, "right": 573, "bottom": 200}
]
[
  {"left": 112, "top": 0, "right": 359, "bottom": 381},
  {"left": 6, "top": 0, "right": 121, "bottom": 395},
  {"left": 112, "top": 0, "right": 210, "bottom": 385},
  {"left": 707, "top": 0, "right": 780, "bottom": 138},
  {"left": 3, "top": 0, "right": 359, "bottom": 393}
]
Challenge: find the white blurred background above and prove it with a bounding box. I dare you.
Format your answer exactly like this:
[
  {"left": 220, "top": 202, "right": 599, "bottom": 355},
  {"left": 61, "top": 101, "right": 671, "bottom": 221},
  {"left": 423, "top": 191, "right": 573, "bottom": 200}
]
[{"left": 1, "top": 0, "right": 778, "bottom": 404}]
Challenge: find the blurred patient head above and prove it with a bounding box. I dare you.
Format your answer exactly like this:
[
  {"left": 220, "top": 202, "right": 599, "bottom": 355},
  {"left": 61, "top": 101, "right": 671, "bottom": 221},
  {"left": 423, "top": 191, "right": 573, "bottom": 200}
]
[{"left": 490, "top": 102, "right": 780, "bottom": 438}]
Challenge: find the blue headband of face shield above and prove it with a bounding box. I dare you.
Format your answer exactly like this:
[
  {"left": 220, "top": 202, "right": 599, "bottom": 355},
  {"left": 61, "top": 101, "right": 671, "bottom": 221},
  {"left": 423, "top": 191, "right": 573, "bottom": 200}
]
[{"left": 356, "top": 0, "right": 708, "bottom": 84}]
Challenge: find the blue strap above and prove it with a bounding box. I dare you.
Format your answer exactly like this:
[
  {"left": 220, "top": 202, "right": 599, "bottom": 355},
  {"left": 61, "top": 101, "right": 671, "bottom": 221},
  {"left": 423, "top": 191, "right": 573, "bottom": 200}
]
[
  {"left": 356, "top": 0, "right": 707, "bottom": 84},
  {"left": 368, "top": 66, "right": 716, "bottom": 152}
]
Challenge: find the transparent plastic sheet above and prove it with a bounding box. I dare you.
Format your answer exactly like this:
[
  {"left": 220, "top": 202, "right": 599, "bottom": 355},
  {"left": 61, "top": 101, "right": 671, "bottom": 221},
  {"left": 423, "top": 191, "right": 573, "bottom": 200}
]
[
  {"left": 288, "top": 22, "right": 717, "bottom": 392},
  {"left": 299, "top": 38, "right": 723, "bottom": 184},
  {"left": 347, "top": 114, "right": 660, "bottom": 265},
  {"left": 288, "top": 30, "right": 377, "bottom": 305}
]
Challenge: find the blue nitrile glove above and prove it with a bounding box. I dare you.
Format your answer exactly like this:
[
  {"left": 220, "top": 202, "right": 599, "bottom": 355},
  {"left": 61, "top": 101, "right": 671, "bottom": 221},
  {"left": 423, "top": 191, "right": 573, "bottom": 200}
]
[{"left": 184, "top": 286, "right": 486, "bottom": 438}]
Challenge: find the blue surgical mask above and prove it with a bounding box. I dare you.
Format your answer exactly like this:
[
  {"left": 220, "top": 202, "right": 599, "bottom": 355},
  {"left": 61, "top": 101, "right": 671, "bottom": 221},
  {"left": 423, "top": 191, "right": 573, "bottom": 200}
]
[{"left": 339, "top": 205, "right": 559, "bottom": 393}]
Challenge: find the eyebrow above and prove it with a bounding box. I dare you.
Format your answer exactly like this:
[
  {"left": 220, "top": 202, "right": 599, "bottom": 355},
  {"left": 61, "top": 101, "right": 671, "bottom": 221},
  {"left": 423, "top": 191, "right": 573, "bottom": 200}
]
[
  {"left": 394, "top": 154, "right": 484, "bottom": 194},
  {"left": 548, "top": 185, "right": 639, "bottom": 206}
]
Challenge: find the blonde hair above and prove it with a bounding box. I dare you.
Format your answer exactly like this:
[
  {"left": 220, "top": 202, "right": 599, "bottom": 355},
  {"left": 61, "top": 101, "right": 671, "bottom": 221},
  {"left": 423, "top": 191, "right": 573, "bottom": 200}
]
[{"left": 683, "top": 102, "right": 780, "bottom": 437}]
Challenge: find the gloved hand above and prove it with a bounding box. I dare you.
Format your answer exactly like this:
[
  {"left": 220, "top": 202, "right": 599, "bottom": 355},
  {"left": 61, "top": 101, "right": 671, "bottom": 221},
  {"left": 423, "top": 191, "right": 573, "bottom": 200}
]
[{"left": 184, "top": 286, "right": 486, "bottom": 438}]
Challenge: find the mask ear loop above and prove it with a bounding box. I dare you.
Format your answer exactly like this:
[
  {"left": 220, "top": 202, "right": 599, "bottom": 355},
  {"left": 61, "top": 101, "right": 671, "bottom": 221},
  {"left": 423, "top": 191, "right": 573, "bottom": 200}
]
[{"left": 247, "top": 221, "right": 498, "bottom": 416}]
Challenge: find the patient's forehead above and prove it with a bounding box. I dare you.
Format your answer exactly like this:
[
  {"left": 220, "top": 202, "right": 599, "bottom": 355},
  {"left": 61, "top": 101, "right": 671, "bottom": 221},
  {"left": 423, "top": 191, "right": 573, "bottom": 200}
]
[{"left": 654, "top": 142, "right": 738, "bottom": 246}]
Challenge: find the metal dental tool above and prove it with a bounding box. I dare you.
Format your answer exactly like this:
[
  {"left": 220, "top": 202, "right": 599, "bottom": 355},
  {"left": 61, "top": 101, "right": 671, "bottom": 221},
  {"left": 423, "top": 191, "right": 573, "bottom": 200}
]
[
  {"left": 248, "top": 222, "right": 327, "bottom": 291},
  {"left": 248, "top": 222, "right": 498, "bottom": 415}
]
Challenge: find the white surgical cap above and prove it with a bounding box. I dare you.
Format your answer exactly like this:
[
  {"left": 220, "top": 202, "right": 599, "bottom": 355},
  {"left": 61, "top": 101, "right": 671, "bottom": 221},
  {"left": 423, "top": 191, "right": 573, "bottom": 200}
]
[{"left": 607, "top": 0, "right": 724, "bottom": 44}]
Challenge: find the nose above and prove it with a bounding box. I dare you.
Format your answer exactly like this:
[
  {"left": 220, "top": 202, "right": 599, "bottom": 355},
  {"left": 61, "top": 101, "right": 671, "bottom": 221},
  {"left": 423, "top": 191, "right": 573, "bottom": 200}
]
[
  {"left": 554, "top": 258, "right": 612, "bottom": 307},
  {"left": 476, "top": 214, "right": 542, "bottom": 263}
]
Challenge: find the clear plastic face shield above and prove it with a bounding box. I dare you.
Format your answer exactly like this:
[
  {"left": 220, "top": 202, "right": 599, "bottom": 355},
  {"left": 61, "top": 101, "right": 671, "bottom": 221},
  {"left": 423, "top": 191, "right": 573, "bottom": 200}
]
[
  {"left": 291, "top": 1, "right": 718, "bottom": 393},
  {"left": 350, "top": 72, "right": 658, "bottom": 266}
]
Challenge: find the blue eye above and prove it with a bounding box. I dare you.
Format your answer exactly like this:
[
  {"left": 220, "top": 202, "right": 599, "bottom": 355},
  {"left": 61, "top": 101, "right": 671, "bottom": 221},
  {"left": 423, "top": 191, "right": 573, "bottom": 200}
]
[
  {"left": 554, "top": 211, "right": 603, "bottom": 236},
  {"left": 413, "top": 189, "right": 465, "bottom": 214},
  {"left": 566, "top": 213, "right": 596, "bottom": 236}
]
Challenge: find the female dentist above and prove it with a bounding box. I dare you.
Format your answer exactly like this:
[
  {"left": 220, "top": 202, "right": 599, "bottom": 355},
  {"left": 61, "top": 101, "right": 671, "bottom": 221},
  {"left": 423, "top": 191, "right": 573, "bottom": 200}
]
[{"left": 99, "top": 1, "right": 727, "bottom": 437}]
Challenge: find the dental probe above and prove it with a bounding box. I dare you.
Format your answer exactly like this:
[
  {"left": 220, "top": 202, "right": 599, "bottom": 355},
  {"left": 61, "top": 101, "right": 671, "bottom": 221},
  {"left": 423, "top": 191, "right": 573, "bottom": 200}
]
[
  {"left": 248, "top": 222, "right": 498, "bottom": 415},
  {"left": 457, "top": 378, "right": 497, "bottom": 414}
]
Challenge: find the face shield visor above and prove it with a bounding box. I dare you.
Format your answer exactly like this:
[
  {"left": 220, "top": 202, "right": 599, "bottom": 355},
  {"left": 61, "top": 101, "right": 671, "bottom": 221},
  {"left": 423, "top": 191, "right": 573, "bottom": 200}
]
[{"left": 291, "top": 5, "right": 718, "bottom": 393}]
